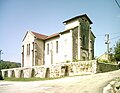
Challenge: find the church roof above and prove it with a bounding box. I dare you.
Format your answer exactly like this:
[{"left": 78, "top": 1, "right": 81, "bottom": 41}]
[
  {"left": 31, "top": 26, "right": 79, "bottom": 40},
  {"left": 46, "top": 33, "right": 60, "bottom": 40},
  {"left": 63, "top": 14, "right": 93, "bottom": 24},
  {"left": 31, "top": 31, "right": 60, "bottom": 40},
  {"left": 31, "top": 31, "right": 48, "bottom": 40}
]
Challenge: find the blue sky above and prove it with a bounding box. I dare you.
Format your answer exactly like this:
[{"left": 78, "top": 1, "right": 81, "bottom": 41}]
[{"left": 0, "top": 0, "right": 120, "bottom": 62}]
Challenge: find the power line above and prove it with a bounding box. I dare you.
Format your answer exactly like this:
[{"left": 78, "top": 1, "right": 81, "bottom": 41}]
[
  {"left": 110, "top": 35, "right": 120, "bottom": 40},
  {"left": 115, "top": 0, "right": 120, "bottom": 8},
  {"left": 110, "top": 32, "right": 120, "bottom": 35},
  {"left": 96, "top": 32, "right": 120, "bottom": 37}
]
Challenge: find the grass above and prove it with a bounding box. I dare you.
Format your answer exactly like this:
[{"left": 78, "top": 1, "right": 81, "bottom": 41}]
[
  {"left": 3, "top": 77, "right": 62, "bottom": 81},
  {"left": 2, "top": 74, "right": 91, "bottom": 81}
]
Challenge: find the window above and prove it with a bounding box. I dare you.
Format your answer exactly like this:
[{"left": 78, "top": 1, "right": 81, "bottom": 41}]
[
  {"left": 27, "top": 44, "right": 30, "bottom": 55},
  {"left": 29, "top": 44, "right": 30, "bottom": 54},
  {"left": 22, "top": 45, "right": 24, "bottom": 67},
  {"left": 27, "top": 44, "right": 28, "bottom": 55},
  {"left": 47, "top": 43, "right": 49, "bottom": 55},
  {"left": 83, "top": 35, "right": 86, "bottom": 46},
  {"left": 22, "top": 45, "right": 24, "bottom": 53},
  {"left": 56, "top": 41, "right": 58, "bottom": 53}
]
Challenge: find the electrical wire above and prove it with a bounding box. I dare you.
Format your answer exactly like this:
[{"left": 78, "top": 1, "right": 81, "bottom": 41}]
[
  {"left": 115, "top": 0, "right": 120, "bottom": 8},
  {"left": 110, "top": 35, "right": 120, "bottom": 40},
  {"left": 109, "top": 32, "right": 120, "bottom": 35},
  {"left": 96, "top": 32, "right": 120, "bottom": 37}
]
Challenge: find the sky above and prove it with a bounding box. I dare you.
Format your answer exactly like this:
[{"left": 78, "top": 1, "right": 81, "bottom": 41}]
[{"left": 0, "top": 0, "right": 120, "bottom": 62}]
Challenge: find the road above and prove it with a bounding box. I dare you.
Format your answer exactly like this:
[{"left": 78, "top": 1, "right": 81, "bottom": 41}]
[{"left": 0, "top": 70, "right": 120, "bottom": 93}]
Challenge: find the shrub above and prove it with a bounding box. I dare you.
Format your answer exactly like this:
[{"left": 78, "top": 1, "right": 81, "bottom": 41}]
[{"left": 66, "top": 60, "right": 70, "bottom": 63}]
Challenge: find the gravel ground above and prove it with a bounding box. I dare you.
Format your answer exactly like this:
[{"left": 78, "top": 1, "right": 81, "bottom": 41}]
[{"left": 1, "top": 70, "right": 120, "bottom": 93}]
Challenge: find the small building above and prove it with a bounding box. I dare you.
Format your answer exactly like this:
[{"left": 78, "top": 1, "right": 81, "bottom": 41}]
[
  {"left": 21, "top": 14, "right": 96, "bottom": 67},
  {"left": 97, "top": 53, "right": 109, "bottom": 61}
]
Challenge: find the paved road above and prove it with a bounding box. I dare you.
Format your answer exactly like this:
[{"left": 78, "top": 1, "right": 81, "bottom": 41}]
[{"left": 1, "top": 70, "right": 120, "bottom": 93}]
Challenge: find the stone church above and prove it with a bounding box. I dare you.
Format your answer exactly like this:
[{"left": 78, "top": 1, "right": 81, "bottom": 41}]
[{"left": 21, "top": 14, "right": 95, "bottom": 67}]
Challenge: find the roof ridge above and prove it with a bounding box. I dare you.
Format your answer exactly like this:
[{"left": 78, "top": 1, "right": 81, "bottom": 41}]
[
  {"left": 31, "top": 31, "right": 48, "bottom": 37},
  {"left": 31, "top": 31, "right": 48, "bottom": 40},
  {"left": 46, "top": 32, "right": 60, "bottom": 39}
]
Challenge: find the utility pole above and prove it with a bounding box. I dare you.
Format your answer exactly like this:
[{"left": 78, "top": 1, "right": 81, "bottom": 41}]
[
  {"left": 0, "top": 50, "right": 3, "bottom": 61},
  {"left": 0, "top": 50, "right": 3, "bottom": 80},
  {"left": 105, "top": 34, "right": 110, "bottom": 60}
]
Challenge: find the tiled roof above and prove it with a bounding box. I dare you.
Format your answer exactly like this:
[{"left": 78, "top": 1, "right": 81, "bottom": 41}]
[
  {"left": 32, "top": 31, "right": 60, "bottom": 40},
  {"left": 46, "top": 32, "right": 60, "bottom": 39},
  {"left": 31, "top": 26, "right": 83, "bottom": 40},
  {"left": 31, "top": 27, "right": 75, "bottom": 40},
  {"left": 31, "top": 31, "right": 48, "bottom": 40}
]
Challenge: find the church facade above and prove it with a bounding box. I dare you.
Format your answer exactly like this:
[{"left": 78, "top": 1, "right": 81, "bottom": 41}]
[{"left": 21, "top": 14, "right": 95, "bottom": 67}]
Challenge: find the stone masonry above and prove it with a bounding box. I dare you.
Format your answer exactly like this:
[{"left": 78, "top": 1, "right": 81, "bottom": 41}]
[{"left": 1, "top": 60, "right": 118, "bottom": 79}]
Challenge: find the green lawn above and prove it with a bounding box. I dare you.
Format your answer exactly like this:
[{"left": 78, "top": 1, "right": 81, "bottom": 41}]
[
  {"left": 3, "top": 77, "right": 63, "bottom": 81},
  {"left": 2, "top": 74, "right": 90, "bottom": 81}
]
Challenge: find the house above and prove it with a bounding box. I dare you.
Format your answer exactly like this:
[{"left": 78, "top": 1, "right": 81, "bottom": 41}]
[
  {"left": 21, "top": 14, "right": 96, "bottom": 67},
  {"left": 97, "top": 53, "right": 109, "bottom": 61}
]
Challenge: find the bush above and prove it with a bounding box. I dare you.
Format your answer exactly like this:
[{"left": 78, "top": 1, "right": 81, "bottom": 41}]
[
  {"left": 0, "top": 60, "right": 21, "bottom": 69},
  {"left": 73, "top": 59, "right": 80, "bottom": 62},
  {"left": 98, "top": 59, "right": 115, "bottom": 64},
  {"left": 66, "top": 60, "right": 70, "bottom": 63}
]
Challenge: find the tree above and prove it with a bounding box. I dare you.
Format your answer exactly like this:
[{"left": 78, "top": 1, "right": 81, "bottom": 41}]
[
  {"left": 114, "top": 39, "right": 120, "bottom": 61},
  {"left": 0, "top": 60, "right": 21, "bottom": 80}
]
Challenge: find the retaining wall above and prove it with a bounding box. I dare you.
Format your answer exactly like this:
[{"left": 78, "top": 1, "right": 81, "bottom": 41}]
[
  {"left": 97, "top": 62, "right": 119, "bottom": 73},
  {"left": 1, "top": 60, "right": 119, "bottom": 79}
]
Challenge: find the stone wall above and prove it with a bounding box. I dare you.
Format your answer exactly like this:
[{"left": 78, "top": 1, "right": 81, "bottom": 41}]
[
  {"left": 33, "top": 66, "right": 47, "bottom": 78},
  {"left": 1, "top": 60, "right": 96, "bottom": 79},
  {"left": 1, "top": 60, "right": 119, "bottom": 79},
  {"left": 97, "top": 62, "right": 119, "bottom": 73}
]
